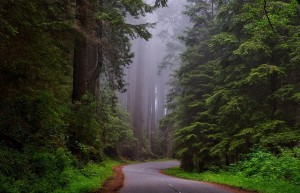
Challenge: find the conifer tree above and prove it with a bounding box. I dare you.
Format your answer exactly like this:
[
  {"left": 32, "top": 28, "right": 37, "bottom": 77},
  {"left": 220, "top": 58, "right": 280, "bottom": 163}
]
[
  {"left": 72, "top": 0, "right": 168, "bottom": 102},
  {"left": 168, "top": 0, "right": 300, "bottom": 170}
]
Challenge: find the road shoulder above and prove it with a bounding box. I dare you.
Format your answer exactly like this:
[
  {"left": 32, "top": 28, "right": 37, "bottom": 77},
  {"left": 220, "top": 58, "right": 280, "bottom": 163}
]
[{"left": 94, "top": 165, "right": 124, "bottom": 193}]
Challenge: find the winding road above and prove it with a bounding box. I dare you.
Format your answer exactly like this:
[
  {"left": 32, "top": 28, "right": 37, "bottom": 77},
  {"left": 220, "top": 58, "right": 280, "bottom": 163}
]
[{"left": 119, "top": 161, "right": 233, "bottom": 193}]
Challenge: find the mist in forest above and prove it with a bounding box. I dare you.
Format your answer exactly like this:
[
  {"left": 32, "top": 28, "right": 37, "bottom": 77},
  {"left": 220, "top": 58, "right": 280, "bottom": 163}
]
[{"left": 118, "top": 0, "right": 189, "bottom": 159}]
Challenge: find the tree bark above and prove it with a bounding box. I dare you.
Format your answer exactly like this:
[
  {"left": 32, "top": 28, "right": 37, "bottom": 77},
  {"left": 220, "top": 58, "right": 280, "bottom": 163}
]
[
  {"left": 73, "top": 33, "right": 88, "bottom": 102},
  {"left": 72, "top": 0, "right": 101, "bottom": 102}
]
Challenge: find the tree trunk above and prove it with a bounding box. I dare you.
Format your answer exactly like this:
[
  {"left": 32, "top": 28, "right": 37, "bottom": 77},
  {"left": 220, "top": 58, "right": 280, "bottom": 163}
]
[
  {"left": 133, "top": 39, "right": 145, "bottom": 160},
  {"left": 72, "top": 0, "right": 101, "bottom": 102},
  {"left": 73, "top": 30, "right": 87, "bottom": 102},
  {"left": 147, "top": 81, "right": 155, "bottom": 150}
]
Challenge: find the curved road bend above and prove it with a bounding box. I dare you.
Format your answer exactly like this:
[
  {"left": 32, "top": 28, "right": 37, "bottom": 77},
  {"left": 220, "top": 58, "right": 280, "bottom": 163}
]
[{"left": 120, "top": 161, "right": 232, "bottom": 193}]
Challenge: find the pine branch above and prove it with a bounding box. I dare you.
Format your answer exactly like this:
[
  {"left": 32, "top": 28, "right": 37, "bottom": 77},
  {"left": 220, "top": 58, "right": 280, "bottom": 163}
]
[{"left": 263, "top": 0, "right": 275, "bottom": 32}]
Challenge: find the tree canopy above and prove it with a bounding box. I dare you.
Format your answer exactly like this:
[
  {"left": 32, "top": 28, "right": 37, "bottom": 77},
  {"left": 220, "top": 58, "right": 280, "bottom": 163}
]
[{"left": 162, "top": 0, "right": 300, "bottom": 171}]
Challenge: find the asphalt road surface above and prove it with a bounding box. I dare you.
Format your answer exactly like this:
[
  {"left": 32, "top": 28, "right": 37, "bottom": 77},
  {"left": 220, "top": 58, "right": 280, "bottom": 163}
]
[{"left": 119, "top": 161, "right": 233, "bottom": 193}]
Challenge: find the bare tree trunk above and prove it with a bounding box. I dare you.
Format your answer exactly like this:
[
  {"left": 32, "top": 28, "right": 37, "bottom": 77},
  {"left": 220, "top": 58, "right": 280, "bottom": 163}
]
[
  {"left": 147, "top": 81, "right": 155, "bottom": 150},
  {"left": 156, "top": 75, "right": 166, "bottom": 125},
  {"left": 133, "top": 39, "right": 145, "bottom": 159}
]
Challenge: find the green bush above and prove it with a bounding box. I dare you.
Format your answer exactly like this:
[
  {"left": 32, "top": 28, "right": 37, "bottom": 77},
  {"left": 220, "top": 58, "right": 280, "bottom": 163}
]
[
  {"left": 0, "top": 144, "right": 118, "bottom": 193},
  {"left": 165, "top": 148, "right": 300, "bottom": 193},
  {"left": 235, "top": 148, "right": 300, "bottom": 185},
  {"left": 55, "top": 160, "right": 119, "bottom": 193},
  {"left": 0, "top": 146, "right": 75, "bottom": 193}
]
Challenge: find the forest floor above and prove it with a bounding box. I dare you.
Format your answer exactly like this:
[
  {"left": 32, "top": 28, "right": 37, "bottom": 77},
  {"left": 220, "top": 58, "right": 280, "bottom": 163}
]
[{"left": 97, "top": 163, "right": 255, "bottom": 193}]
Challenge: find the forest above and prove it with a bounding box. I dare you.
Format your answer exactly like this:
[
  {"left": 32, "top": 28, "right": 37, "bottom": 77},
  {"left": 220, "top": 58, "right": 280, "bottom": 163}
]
[
  {"left": 164, "top": 0, "right": 300, "bottom": 170},
  {"left": 0, "top": 0, "right": 167, "bottom": 192},
  {"left": 0, "top": 0, "right": 300, "bottom": 193},
  {"left": 160, "top": 0, "right": 300, "bottom": 192}
]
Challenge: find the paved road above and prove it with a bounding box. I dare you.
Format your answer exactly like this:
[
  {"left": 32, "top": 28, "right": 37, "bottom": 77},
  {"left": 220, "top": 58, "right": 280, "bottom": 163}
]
[{"left": 119, "top": 161, "right": 232, "bottom": 193}]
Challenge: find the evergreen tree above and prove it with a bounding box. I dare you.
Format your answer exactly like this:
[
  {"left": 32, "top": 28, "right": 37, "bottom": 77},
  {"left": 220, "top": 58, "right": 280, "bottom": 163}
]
[
  {"left": 72, "top": 0, "right": 168, "bottom": 102},
  {"left": 168, "top": 0, "right": 300, "bottom": 170}
]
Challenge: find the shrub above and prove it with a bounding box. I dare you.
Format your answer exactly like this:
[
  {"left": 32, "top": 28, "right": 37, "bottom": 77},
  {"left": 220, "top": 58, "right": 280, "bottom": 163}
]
[{"left": 235, "top": 148, "right": 300, "bottom": 185}]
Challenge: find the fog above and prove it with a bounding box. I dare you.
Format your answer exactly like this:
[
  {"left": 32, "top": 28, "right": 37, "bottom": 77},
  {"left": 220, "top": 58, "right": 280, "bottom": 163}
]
[{"left": 118, "top": 0, "right": 189, "bottom": 159}]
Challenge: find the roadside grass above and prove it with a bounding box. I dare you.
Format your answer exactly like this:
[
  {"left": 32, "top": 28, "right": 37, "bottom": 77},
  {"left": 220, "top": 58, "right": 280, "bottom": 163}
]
[
  {"left": 164, "top": 166, "right": 300, "bottom": 193},
  {"left": 0, "top": 145, "right": 122, "bottom": 193},
  {"left": 54, "top": 159, "right": 121, "bottom": 193}
]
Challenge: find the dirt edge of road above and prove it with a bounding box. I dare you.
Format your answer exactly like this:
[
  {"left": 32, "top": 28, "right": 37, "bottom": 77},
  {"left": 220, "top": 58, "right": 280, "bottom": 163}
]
[
  {"left": 160, "top": 170, "right": 256, "bottom": 193},
  {"left": 95, "top": 165, "right": 124, "bottom": 193}
]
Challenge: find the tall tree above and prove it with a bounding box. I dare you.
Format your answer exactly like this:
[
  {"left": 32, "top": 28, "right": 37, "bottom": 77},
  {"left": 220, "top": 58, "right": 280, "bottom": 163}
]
[
  {"left": 168, "top": 0, "right": 300, "bottom": 171},
  {"left": 72, "top": 0, "right": 168, "bottom": 103},
  {"left": 72, "top": 0, "right": 99, "bottom": 102}
]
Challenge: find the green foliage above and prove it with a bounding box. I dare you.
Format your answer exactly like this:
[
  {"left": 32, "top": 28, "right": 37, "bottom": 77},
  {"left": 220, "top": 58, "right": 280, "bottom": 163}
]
[
  {"left": 102, "top": 104, "right": 135, "bottom": 150},
  {"left": 235, "top": 148, "right": 300, "bottom": 185},
  {"left": 0, "top": 145, "right": 76, "bottom": 193},
  {"left": 166, "top": 0, "right": 300, "bottom": 173},
  {"left": 0, "top": 0, "right": 161, "bottom": 192},
  {"left": 165, "top": 166, "right": 300, "bottom": 193},
  {"left": 54, "top": 160, "right": 120, "bottom": 193},
  {"left": 67, "top": 94, "right": 101, "bottom": 147},
  {"left": 0, "top": 144, "right": 120, "bottom": 193},
  {"left": 165, "top": 148, "right": 300, "bottom": 193},
  {"left": 245, "top": 64, "right": 284, "bottom": 85},
  {"left": 90, "top": 0, "right": 168, "bottom": 91}
]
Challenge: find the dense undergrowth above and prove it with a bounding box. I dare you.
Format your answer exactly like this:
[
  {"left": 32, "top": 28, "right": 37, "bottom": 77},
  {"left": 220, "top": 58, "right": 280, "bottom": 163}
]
[
  {"left": 165, "top": 148, "right": 300, "bottom": 193},
  {"left": 0, "top": 144, "right": 121, "bottom": 193}
]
